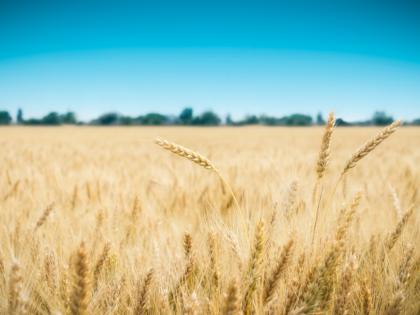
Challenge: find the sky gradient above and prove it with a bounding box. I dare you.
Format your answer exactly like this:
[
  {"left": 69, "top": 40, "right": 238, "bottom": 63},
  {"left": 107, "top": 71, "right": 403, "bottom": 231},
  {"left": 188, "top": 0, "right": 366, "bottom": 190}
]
[{"left": 1, "top": 0, "right": 420, "bottom": 121}]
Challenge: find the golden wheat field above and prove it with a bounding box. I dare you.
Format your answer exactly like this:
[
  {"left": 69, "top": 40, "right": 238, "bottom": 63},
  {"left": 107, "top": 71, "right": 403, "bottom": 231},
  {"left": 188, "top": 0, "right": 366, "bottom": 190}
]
[{"left": 0, "top": 124, "right": 419, "bottom": 315}]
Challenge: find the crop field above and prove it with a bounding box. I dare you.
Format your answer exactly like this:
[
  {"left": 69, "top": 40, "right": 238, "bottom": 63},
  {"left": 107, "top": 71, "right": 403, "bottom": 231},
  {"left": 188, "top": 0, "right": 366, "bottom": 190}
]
[{"left": 0, "top": 124, "right": 419, "bottom": 314}]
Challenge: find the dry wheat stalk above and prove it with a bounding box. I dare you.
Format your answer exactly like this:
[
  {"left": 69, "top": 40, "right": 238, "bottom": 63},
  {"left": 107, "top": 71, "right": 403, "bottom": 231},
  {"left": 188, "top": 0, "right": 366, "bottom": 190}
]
[
  {"left": 34, "top": 203, "right": 54, "bottom": 231},
  {"left": 243, "top": 221, "right": 265, "bottom": 315},
  {"left": 341, "top": 120, "right": 401, "bottom": 175},
  {"left": 302, "top": 249, "right": 340, "bottom": 312},
  {"left": 361, "top": 278, "right": 374, "bottom": 315},
  {"left": 302, "top": 196, "right": 360, "bottom": 314},
  {"left": 70, "top": 242, "right": 90, "bottom": 315},
  {"left": 93, "top": 242, "right": 111, "bottom": 289},
  {"left": 223, "top": 281, "right": 241, "bottom": 315},
  {"left": 155, "top": 138, "right": 214, "bottom": 169},
  {"left": 71, "top": 185, "right": 78, "bottom": 210},
  {"left": 332, "top": 256, "right": 356, "bottom": 315},
  {"left": 8, "top": 260, "right": 23, "bottom": 314},
  {"left": 0, "top": 254, "right": 5, "bottom": 287},
  {"left": 284, "top": 254, "right": 306, "bottom": 314},
  {"left": 316, "top": 112, "right": 335, "bottom": 180},
  {"left": 384, "top": 245, "right": 415, "bottom": 315},
  {"left": 397, "top": 246, "right": 414, "bottom": 287},
  {"left": 2, "top": 180, "right": 20, "bottom": 201},
  {"left": 263, "top": 238, "right": 294, "bottom": 305},
  {"left": 386, "top": 290, "right": 404, "bottom": 315},
  {"left": 134, "top": 269, "right": 154, "bottom": 315},
  {"left": 182, "top": 291, "right": 200, "bottom": 315},
  {"left": 335, "top": 193, "right": 362, "bottom": 244},
  {"left": 44, "top": 249, "right": 58, "bottom": 293},
  {"left": 183, "top": 233, "right": 193, "bottom": 259},
  {"left": 155, "top": 138, "right": 240, "bottom": 210},
  {"left": 60, "top": 267, "right": 70, "bottom": 312},
  {"left": 208, "top": 233, "right": 220, "bottom": 290},
  {"left": 169, "top": 235, "right": 197, "bottom": 309},
  {"left": 386, "top": 206, "right": 414, "bottom": 251},
  {"left": 388, "top": 184, "right": 403, "bottom": 220}
]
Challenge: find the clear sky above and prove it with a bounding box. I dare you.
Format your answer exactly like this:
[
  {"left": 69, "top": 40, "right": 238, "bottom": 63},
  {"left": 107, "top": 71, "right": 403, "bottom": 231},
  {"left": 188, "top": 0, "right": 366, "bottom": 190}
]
[{"left": 1, "top": 0, "right": 420, "bottom": 121}]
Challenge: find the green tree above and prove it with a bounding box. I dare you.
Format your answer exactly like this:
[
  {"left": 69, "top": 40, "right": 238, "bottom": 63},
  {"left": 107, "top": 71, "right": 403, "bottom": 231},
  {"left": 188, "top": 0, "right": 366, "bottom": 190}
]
[
  {"left": 316, "top": 112, "right": 325, "bottom": 125},
  {"left": 285, "top": 114, "right": 313, "bottom": 126},
  {"left": 243, "top": 115, "right": 259, "bottom": 125},
  {"left": 0, "top": 111, "right": 12, "bottom": 125},
  {"left": 411, "top": 118, "right": 420, "bottom": 126},
  {"left": 179, "top": 107, "right": 193, "bottom": 124},
  {"left": 140, "top": 113, "right": 168, "bottom": 125},
  {"left": 335, "top": 118, "right": 351, "bottom": 126},
  {"left": 17, "top": 108, "right": 24, "bottom": 124},
  {"left": 60, "top": 112, "right": 77, "bottom": 124},
  {"left": 372, "top": 111, "right": 393, "bottom": 126},
  {"left": 226, "top": 114, "right": 234, "bottom": 125},
  {"left": 41, "top": 112, "right": 61, "bottom": 125},
  {"left": 192, "top": 111, "right": 221, "bottom": 125},
  {"left": 120, "top": 116, "right": 135, "bottom": 125},
  {"left": 24, "top": 118, "right": 42, "bottom": 125},
  {"left": 260, "top": 115, "right": 279, "bottom": 125},
  {"left": 94, "top": 112, "right": 120, "bottom": 125}
]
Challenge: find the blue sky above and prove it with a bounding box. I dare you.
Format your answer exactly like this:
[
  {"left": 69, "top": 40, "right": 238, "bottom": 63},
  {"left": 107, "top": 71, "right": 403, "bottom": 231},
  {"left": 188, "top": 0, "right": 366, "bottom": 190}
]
[{"left": 1, "top": 0, "right": 420, "bottom": 121}]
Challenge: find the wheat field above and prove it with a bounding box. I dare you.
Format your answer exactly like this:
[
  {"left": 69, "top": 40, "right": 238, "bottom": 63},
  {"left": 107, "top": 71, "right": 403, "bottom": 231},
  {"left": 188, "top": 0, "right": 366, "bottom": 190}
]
[{"left": 0, "top": 124, "right": 419, "bottom": 315}]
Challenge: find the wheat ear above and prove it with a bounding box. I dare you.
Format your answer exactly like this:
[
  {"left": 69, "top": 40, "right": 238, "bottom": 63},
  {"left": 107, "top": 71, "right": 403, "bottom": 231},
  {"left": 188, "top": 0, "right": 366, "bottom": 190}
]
[
  {"left": 34, "top": 203, "right": 54, "bottom": 231},
  {"left": 183, "top": 232, "right": 193, "bottom": 259},
  {"left": 341, "top": 120, "right": 401, "bottom": 176},
  {"left": 208, "top": 233, "right": 220, "bottom": 290},
  {"left": 243, "top": 221, "right": 265, "bottom": 315},
  {"left": 361, "top": 278, "right": 373, "bottom": 315},
  {"left": 44, "top": 249, "right": 58, "bottom": 293},
  {"left": 223, "top": 280, "right": 241, "bottom": 315},
  {"left": 155, "top": 138, "right": 240, "bottom": 210},
  {"left": 93, "top": 242, "right": 111, "bottom": 289},
  {"left": 332, "top": 257, "right": 356, "bottom": 315},
  {"left": 263, "top": 239, "right": 294, "bottom": 305},
  {"left": 8, "top": 260, "right": 23, "bottom": 314},
  {"left": 134, "top": 269, "right": 154, "bottom": 315},
  {"left": 386, "top": 206, "right": 414, "bottom": 251},
  {"left": 70, "top": 242, "right": 90, "bottom": 315},
  {"left": 316, "top": 112, "right": 335, "bottom": 180}
]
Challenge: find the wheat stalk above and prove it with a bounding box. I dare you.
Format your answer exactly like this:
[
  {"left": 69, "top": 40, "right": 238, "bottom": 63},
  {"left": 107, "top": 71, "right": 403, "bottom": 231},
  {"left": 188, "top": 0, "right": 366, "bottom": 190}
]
[
  {"left": 70, "top": 242, "right": 90, "bottom": 315},
  {"left": 223, "top": 280, "right": 241, "bottom": 315},
  {"left": 183, "top": 232, "right": 193, "bottom": 259},
  {"left": 34, "top": 203, "right": 54, "bottom": 231},
  {"left": 341, "top": 120, "right": 401, "bottom": 176},
  {"left": 93, "top": 242, "right": 111, "bottom": 289},
  {"left": 386, "top": 206, "right": 414, "bottom": 251},
  {"left": 8, "top": 260, "right": 23, "bottom": 314},
  {"left": 361, "top": 278, "right": 374, "bottom": 315},
  {"left": 134, "top": 269, "right": 154, "bottom": 315},
  {"left": 263, "top": 239, "right": 294, "bottom": 305},
  {"left": 208, "top": 233, "right": 220, "bottom": 290},
  {"left": 44, "top": 248, "right": 58, "bottom": 293},
  {"left": 316, "top": 112, "right": 335, "bottom": 180},
  {"left": 155, "top": 138, "right": 240, "bottom": 210},
  {"left": 332, "top": 256, "right": 356, "bottom": 315},
  {"left": 243, "top": 221, "right": 265, "bottom": 315}
]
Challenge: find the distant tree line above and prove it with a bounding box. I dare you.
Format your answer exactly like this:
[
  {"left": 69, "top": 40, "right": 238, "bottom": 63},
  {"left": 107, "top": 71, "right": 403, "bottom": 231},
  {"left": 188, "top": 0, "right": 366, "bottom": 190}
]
[{"left": 1, "top": 108, "right": 420, "bottom": 126}]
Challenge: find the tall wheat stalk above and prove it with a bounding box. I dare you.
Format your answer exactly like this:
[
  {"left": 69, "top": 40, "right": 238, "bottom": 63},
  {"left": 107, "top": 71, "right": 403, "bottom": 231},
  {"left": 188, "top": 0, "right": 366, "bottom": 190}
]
[
  {"left": 155, "top": 138, "right": 240, "bottom": 210},
  {"left": 243, "top": 221, "right": 265, "bottom": 315},
  {"left": 223, "top": 280, "right": 241, "bottom": 315},
  {"left": 70, "top": 242, "right": 90, "bottom": 315},
  {"left": 341, "top": 120, "right": 401, "bottom": 176},
  {"left": 316, "top": 112, "right": 335, "bottom": 180},
  {"left": 312, "top": 113, "right": 335, "bottom": 245}
]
